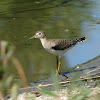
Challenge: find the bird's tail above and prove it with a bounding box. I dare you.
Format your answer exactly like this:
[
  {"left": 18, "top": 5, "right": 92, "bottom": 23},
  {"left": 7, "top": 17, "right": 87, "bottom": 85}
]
[{"left": 76, "top": 37, "right": 86, "bottom": 43}]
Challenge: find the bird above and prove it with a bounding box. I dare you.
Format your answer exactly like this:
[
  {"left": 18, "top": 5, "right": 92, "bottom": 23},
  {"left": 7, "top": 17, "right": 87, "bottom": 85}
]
[{"left": 27, "top": 30, "right": 86, "bottom": 75}]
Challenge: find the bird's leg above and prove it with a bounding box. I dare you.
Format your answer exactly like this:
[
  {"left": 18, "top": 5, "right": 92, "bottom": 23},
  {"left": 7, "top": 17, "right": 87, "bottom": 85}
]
[
  {"left": 56, "top": 56, "right": 61, "bottom": 75},
  {"left": 56, "top": 56, "right": 58, "bottom": 68},
  {"left": 56, "top": 56, "right": 59, "bottom": 75},
  {"left": 58, "top": 56, "right": 61, "bottom": 74}
]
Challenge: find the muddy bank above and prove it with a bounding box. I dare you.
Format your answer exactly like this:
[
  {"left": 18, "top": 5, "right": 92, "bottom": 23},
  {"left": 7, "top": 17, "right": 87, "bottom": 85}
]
[{"left": 21, "top": 55, "right": 100, "bottom": 92}]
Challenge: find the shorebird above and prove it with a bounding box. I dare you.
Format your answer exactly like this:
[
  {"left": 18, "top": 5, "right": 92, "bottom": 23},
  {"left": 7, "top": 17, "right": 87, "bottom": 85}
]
[{"left": 27, "top": 30, "right": 86, "bottom": 75}]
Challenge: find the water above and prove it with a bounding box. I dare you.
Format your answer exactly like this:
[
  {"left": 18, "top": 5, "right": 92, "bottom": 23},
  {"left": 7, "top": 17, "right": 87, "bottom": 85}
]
[
  {"left": 66, "top": 0, "right": 100, "bottom": 67},
  {"left": 0, "top": 0, "right": 100, "bottom": 83}
]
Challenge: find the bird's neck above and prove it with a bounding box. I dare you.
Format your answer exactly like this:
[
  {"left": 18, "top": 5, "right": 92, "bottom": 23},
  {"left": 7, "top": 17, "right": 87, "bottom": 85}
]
[
  {"left": 40, "top": 37, "right": 47, "bottom": 41},
  {"left": 40, "top": 37, "right": 47, "bottom": 48}
]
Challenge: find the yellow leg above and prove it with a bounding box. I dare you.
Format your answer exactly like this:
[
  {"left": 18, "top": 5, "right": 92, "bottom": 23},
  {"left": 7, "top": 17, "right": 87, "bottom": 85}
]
[{"left": 56, "top": 57, "right": 61, "bottom": 75}]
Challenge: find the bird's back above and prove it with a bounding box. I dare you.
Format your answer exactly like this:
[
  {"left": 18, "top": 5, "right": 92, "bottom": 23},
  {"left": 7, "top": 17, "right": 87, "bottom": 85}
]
[{"left": 49, "top": 37, "right": 86, "bottom": 51}]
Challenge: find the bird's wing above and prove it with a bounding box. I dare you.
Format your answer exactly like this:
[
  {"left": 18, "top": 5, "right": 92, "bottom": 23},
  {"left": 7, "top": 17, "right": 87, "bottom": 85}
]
[
  {"left": 51, "top": 37, "right": 86, "bottom": 50},
  {"left": 51, "top": 39, "right": 76, "bottom": 50}
]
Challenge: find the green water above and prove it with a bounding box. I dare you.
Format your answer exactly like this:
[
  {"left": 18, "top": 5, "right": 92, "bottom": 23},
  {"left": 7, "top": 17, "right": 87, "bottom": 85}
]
[{"left": 0, "top": 0, "right": 100, "bottom": 83}]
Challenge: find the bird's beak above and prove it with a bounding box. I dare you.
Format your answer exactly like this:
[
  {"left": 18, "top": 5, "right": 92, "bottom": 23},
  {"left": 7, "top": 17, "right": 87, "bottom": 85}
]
[{"left": 26, "top": 35, "right": 35, "bottom": 41}]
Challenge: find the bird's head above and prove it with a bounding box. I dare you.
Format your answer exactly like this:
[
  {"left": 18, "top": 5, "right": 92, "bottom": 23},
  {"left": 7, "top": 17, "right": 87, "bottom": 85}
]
[{"left": 27, "top": 30, "right": 46, "bottom": 41}]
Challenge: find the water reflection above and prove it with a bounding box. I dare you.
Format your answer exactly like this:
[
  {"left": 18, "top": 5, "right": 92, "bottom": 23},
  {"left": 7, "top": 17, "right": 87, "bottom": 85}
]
[{"left": 0, "top": 0, "right": 100, "bottom": 83}]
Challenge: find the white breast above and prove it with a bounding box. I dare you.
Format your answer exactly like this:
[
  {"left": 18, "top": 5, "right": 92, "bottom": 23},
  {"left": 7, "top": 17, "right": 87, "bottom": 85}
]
[
  {"left": 40, "top": 38, "right": 66, "bottom": 56},
  {"left": 40, "top": 38, "right": 55, "bottom": 52}
]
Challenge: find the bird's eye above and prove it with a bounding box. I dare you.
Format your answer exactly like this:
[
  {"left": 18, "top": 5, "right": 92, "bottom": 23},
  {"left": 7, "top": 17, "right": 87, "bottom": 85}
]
[{"left": 39, "top": 32, "right": 41, "bottom": 35}]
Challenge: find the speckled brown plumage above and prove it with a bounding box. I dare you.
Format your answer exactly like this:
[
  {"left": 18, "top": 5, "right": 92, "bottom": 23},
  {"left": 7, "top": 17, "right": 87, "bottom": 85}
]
[{"left": 51, "top": 37, "right": 86, "bottom": 50}]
